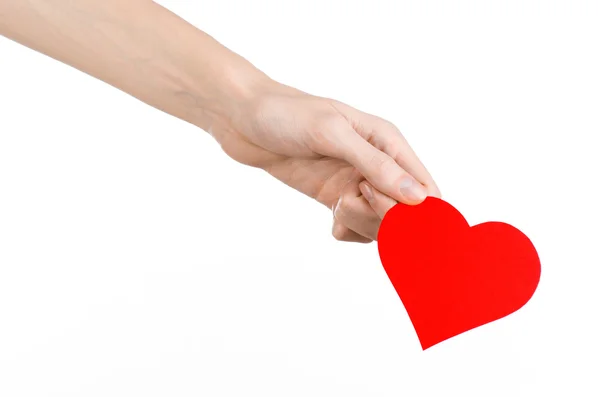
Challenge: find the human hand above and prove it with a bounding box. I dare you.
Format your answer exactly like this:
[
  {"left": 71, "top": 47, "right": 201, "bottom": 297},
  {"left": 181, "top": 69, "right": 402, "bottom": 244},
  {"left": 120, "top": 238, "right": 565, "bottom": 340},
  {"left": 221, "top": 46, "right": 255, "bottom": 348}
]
[
  {"left": 0, "top": 0, "right": 438, "bottom": 243},
  {"left": 210, "top": 78, "right": 440, "bottom": 242}
]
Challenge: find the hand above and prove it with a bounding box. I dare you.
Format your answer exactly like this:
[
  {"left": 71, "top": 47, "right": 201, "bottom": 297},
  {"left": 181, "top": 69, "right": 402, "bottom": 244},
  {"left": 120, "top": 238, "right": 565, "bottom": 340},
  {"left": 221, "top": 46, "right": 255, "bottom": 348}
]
[{"left": 209, "top": 79, "right": 440, "bottom": 242}]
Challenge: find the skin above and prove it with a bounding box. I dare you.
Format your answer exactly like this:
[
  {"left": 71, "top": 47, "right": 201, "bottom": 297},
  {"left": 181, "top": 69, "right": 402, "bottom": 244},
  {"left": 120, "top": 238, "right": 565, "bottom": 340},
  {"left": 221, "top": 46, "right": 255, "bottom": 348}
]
[{"left": 0, "top": 0, "right": 440, "bottom": 243}]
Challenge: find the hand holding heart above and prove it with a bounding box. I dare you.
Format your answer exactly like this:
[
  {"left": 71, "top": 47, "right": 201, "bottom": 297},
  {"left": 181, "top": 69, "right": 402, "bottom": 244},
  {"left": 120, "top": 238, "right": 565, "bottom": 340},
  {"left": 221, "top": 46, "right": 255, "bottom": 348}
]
[{"left": 332, "top": 170, "right": 421, "bottom": 242}]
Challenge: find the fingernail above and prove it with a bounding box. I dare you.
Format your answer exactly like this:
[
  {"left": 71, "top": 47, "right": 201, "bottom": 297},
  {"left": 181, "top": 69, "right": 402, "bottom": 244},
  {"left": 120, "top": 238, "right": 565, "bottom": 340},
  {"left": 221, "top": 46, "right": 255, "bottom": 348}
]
[
  {"left": 360, "top": 182, "right": 374, "bottom": 202},
  {"left": 399, "top": 177, "right": 427, "bottom": 202}
]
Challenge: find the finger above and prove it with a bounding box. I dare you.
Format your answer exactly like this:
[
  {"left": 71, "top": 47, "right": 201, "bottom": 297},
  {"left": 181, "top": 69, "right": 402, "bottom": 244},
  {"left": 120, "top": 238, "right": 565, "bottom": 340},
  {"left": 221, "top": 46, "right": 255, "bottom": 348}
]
[
  {"left": 331, "top": 221, "right": 373, "bottom": 243},
  {"left": 334, "top": 194, "right": 381, "bottom": 240},
  {"left": 332, "top": 169, "right": 381, "bottom": 240},
  {"left": 359, "top": 181, "right": 398, "bottom": 220},
  {"left": 337, "top": 129, "right": 428, "bottom": 205},
  {"left": 333, "top": 103, "right": 441, "bottom": 198},
  {"left": 358, "top": 115, "right": 441, "bottom": 198}
]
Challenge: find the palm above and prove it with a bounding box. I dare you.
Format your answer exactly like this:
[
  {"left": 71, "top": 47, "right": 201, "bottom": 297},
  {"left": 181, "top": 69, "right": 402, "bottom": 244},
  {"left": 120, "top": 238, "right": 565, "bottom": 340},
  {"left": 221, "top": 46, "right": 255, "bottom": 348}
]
[{"left": 267, "top": 156, "right": 356, "bottom": 210}]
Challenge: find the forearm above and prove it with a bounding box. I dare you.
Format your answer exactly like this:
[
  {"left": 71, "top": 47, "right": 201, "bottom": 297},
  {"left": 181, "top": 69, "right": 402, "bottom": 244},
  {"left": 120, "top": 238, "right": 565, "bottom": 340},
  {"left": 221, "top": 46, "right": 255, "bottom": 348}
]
[{"left": 0, "top": 0, "right": 269, "bottom": 131}]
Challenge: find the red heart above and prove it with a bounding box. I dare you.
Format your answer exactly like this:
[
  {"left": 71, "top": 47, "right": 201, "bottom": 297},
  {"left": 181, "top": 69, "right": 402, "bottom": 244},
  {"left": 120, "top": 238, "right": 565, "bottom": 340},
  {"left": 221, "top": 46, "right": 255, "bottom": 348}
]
[{"left": 377, "top": 197, "right": 541, "bottom": 350}]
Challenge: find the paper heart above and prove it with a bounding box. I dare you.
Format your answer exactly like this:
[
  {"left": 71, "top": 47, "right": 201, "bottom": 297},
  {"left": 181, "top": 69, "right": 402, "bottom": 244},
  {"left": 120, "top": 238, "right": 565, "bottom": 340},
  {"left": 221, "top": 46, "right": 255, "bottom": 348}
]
[{"left": 377, "top": 197, "right": 540, "bottom": 350}]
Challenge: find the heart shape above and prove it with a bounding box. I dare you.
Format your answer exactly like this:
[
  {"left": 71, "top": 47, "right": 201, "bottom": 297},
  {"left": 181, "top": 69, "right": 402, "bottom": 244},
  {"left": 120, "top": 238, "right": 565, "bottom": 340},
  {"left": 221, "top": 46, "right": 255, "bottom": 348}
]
[{"left": 377, "top": 197, "right": 541, "bottom": 350}]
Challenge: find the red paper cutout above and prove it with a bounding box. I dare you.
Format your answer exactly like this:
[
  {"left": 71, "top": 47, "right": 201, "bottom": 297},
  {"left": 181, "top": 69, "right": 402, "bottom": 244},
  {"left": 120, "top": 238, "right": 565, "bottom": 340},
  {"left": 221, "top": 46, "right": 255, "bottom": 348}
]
[{"left": 377, "top": 197, "right": 541, "bottom": 350}]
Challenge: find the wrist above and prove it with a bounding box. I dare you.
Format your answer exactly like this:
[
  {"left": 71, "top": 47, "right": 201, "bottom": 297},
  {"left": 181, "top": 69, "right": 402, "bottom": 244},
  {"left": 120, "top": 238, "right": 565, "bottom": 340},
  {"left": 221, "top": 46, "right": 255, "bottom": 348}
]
[
  {"left": 208, "top": 55, "right": 275, "bottom": 125},
  {"left": 175, "top": 43, "right": 274, "bottom": 131}
]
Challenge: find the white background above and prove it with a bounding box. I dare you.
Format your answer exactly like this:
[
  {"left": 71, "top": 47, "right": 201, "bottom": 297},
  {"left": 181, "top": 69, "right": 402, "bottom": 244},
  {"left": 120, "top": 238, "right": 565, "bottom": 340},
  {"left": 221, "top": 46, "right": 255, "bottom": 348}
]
[{"left": 1, "top": 1, "right": 599, "bottom": 396}]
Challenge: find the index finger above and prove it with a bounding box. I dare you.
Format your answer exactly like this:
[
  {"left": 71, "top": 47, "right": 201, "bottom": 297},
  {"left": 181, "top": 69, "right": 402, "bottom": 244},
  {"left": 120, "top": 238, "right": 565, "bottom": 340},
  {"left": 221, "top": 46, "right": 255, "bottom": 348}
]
[{"left": 337, "top": 103, "right": 441, "bottom": 198}]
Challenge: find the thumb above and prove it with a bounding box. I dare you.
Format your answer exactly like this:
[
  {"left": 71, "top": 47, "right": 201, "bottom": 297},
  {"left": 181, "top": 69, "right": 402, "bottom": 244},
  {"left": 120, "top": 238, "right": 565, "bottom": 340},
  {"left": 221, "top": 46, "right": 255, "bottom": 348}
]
[{"left": 339, "top": 129, "right": 428, "bottom": 204}]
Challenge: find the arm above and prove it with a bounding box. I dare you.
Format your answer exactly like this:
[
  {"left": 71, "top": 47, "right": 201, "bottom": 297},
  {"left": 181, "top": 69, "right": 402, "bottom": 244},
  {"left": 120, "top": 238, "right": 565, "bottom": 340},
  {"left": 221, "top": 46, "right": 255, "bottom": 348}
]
[
  {"left": 0, "top": 0, "right": 264, "bottom": 132},
  {"left": 0, "top": 0, "right": 440, "bottom": 243}
]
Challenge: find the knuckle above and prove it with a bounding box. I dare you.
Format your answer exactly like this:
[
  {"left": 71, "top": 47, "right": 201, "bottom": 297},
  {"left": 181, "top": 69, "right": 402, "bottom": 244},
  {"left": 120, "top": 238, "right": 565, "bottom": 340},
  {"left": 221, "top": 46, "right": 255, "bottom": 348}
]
[
  {"left": 379, "top": 118, "right": 398, "bottom": 132},
  {"left": 332, "top": 223, "right": 350, "bottom": 241},
  {"left": 319, "top": 114, "right": 348, "bottom": 132},
  {"left": 377, "top": 117, "right": 402, "bottom": 135},
  {"left": 368, "top": 153, "right": 386, "bottom": 169},
  {"left": 369, "top": 154, "right": 397, "bottom": 176},
  {"left": 366, "top": 115, "right": 398, "bottom": 134}
]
